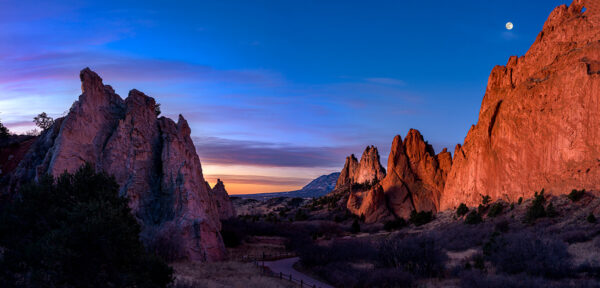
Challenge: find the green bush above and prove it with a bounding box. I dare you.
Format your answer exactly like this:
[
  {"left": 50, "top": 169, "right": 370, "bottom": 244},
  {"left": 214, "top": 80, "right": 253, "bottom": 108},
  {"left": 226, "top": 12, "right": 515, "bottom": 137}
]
[
  {"left": 487, "top": 203, "right": 504, "bottom": 218},
  {"left": 410, "top": 210, "right": 433, "bottom": 226},
  {"left": 351, "top": 219, "right": 361, "bottom": 234},
  {"left": 525, "top": 190, "right": 547, "bottom": 223},
  {"left": 546, "top": 203, "right": 558, "bottom": 218},
  {"left": 0, "top": 164, "right": 173, "bottom": 288},
  {"left": 568, "top": 189, "right": 585, "bottom": 202},
  {"left": 383, "top": 218, "right": 407, "bottom": 231},
  {"left": 518, "top": 197, "right": 523, "bottom": 205},
  {"left": 294, "top": 209, "right": 309, "bottom": 221},
  {"left": 588, "top": 213, "right": 597, "bottom": 224},
  {"left": 456, "top": 203, "right": 469, "bottom": 217},
  {"left": 0, "top": 120, "right": 9, "bottom": 139},
  {"left": 481, "top": 195, "right": 492, "bottom": 206},
  {"left": 465, "top": 211, "right": 483, "bottom": 225}
]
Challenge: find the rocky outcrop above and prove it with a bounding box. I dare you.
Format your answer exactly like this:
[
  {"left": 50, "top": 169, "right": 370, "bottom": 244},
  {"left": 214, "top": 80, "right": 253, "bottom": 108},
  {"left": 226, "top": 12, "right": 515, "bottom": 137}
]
[
  {"left": 382, "top": 129, "right": 452, "bottom": 218},
  {"left": 10, "top": 68, "right": 225, "bottom": 262},
  {"left": 335, "top": 131, "right": 451, "bottom": 222},
  {"left": 442, "top": 0, "right": 600, "bottom": 209},
  {"left": 335, "top": 146, "right": 386, "bottom": 188},
  {"left": 347, "top": 183, "right": 391, "bottom": 223},
  {"left": 211, "top": 179, "right": 236, "bottom": 220}
]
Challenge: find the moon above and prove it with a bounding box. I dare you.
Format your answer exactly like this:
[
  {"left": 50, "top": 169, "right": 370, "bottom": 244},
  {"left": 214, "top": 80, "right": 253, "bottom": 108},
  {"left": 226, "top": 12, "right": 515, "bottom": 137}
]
[{"left": 506, "top": 22, "right": 514, "bottom": 30}]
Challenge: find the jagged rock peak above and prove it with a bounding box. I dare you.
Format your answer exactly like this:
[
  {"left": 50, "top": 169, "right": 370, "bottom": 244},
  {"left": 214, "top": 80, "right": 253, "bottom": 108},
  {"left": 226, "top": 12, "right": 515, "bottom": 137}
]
[
  {"left": 334, "top": 146, "right": 386, "bottom": 189},
  {"left": 211, "top": 179, "right": 236, "bottom": 220},
  {"left": 441, "top": 0, "right": 600, "bottom": 210},
  {"left": 79, "top": 67, "right": 103, "bottom": 94},
  {"left": 380, "top": 129, "right": 451, "bottom": 218}
]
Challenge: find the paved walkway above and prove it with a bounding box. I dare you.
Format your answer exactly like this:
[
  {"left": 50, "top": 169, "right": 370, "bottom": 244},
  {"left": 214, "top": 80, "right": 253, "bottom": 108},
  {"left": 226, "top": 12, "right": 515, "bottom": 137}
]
[{"left": 262, "top": 257, "right": 334, "bottom": 288}]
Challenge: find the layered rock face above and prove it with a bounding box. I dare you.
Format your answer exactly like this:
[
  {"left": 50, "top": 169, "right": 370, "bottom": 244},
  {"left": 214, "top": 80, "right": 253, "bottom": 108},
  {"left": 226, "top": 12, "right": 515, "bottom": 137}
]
[
  {"left": 211, "top": 179, "right": 236, "bottom": 220},
  {"left": 347, "top": 183, "right": 390, "bottom": 223},
  {"left": 335, "top": 146, "right": 386, "bottom": 188},
  {"left": 441, "top": 0, "right": 600, "bottom": 210},
  {"left": 382, "top": 129, "right": 452, "bottom": 218},
  {"left": 338, "top": 130, "right": 452, "bottom": 222},
  {"left": 11, "top": 68, "right": 227, "bottom": 262}
]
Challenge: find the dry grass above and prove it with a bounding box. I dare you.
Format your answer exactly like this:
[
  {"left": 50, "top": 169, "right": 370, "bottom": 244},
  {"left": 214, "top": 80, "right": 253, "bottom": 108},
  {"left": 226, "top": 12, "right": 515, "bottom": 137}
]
[
  {"left": 227, "top": 236, "right": 289, "bottom": 261},
  {"left": 568, "top": 238, "right": 600, "bottom": 267},
  {"left": 172, "top": 261, "right": 295, "bottom": 288}
]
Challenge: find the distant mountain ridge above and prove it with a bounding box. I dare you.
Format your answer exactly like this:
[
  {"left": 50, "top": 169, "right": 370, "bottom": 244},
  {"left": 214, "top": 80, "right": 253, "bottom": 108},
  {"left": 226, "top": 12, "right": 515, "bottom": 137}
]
[{"left": 235, "top": 172, "right": 340, "bottom": 200}]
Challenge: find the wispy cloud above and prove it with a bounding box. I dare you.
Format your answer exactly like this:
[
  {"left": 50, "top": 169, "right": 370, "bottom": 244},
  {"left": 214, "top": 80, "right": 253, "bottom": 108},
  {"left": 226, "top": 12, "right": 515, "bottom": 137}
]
[
  {"left": 194, "top": 136, "right": 354, "bottom": 168},
  {"left": 204, "top": 174, "right": 311, "bottom": 186},
  {"left": 365, "top": 77, "right": 406, "bottom": 86},
  {"left": 0, "top": 51, "right": 283, "bottom": 86}
]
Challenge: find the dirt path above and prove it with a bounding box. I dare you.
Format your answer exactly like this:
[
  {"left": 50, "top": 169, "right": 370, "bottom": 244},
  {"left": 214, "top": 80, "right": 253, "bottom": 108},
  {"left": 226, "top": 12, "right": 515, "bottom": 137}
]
[{"left": 262, "top": 257, "right": 334, "bottom": 288}]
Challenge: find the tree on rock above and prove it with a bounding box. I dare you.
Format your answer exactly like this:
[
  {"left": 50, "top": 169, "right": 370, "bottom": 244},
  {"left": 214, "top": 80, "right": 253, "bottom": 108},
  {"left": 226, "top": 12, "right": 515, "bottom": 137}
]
[
  {"left": 33, "top": 112, "right": 54, "bottom": 130},
  {"left": 0, "top": 163, "right": 173, "bottom": 287},
  {"left": 0, "top": 119, "right": 9, "bottom": 139}
]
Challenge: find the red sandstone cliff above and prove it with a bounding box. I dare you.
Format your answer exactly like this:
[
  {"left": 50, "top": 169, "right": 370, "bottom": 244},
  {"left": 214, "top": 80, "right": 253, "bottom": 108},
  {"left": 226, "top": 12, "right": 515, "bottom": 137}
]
[
  {"left": 336, "top": 130, "right": 451, "bottom": 222},
  {"left": 382, "top": 129, "right": 452, "bottom": 218},
  {"left": 442, "top": 0, "right": 600, "bottom": 209},
  {"left": 210, "top": 179, "right": 236, "bottom": 220},
  {"left": 9, "top": 68, "right": 227, "bottom": 262},
  {"left": 335, "top": 146, "right": 386, "bottom": 189}
]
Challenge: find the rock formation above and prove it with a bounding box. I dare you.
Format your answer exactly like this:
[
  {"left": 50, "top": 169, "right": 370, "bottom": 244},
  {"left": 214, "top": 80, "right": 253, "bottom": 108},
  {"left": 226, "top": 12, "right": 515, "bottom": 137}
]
[
  {"left": 9, "top": 68, "right": 227, "bottom": 262},
  {"left": 210, "top": 179, "right": 236, "bottom": 220},
  {"left": 335, "top": 146, "right": 386, "bottom": 189},
  {"left": 441, "top": 0, "right": 600, "bottom": 209},
  {"left": 382, "top": 129, "right": 452, "bottom": 218},
  {"left": 347, "top": 183, "right": 391, "bottom": 223},
  {"left": 335, "top": 131, "right": 452, "bottom": 222}
]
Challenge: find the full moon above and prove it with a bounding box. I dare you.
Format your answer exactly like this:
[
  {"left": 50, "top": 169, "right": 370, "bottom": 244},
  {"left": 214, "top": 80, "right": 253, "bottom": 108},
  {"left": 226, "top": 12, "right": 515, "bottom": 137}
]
[{"left": 506, "top": 22, "right": 514, "bottom": 30}]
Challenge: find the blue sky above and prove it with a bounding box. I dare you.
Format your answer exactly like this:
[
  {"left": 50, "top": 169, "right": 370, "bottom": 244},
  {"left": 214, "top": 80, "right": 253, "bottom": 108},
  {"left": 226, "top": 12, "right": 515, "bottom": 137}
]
[{"left": 0, "top": 0, "right": 568, "bottom": 193}]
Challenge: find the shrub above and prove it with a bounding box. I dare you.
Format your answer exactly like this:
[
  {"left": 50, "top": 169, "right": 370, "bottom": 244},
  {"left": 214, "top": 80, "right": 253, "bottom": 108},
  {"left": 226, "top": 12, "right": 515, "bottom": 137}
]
[
  {"left": 518, "top": 197, "right": 523, "bottom": 205},
  {"left": 561, "top": 230, "right": 592, "bottom": 244},
  {"left": 383, "top": 218, "right": 407, "bottom": 231},
  {"left": 0, "top": 164, "right": 173, "bottom": 288},
  {"left": 487, "top": 203, "right": 504, "bottom": 217},
  {"left": 350, "top": 219, "right": 361, "bottom": 234},
  {"left": 485, "top": 232, "right": 572, "bottom": 278},
  {"left": 481, "top": 195, "right": 492, "bottom": 206},
  {"left": 494, "top": 220, "right": 509, "bottom": 233},
  {"left": 410, "top": 210, "right": 433, "bottom": 226},
  {"left": 299, "top": 239, "right": 377, "bottom": 268},
  {"left": 154, "top": 103, "right": 162, "bottom": 116},
  {"left": 472, "top": 254, "right": 485, "bottom": 270},
  {"left": 426, "top": 222, "right": 493, "bottom": 251},
  {"left": 143, "top": 226, "right": 185, "bottom": 262},
  {"left": 465, "top": 211, "right": 482, "bottom": 225},
  {"left": 378, "top": 235, "right": 448, "bottom": 277},
  {"left": 460, "top": 271, "right": 560, "bottom": 288},
  {"left": 220, "top": 220, "right": 246, "bottom": 247},
  {"left": 588, "top": 213, "right": 597, "bottom": 224},
  {"left": 568, "top": 189, "right": 586, "bottom": 202},
  {"left": 546, "top": 202, "right": 558, "bottom": 218},
  {"left": 33, "top": 112, "right": 54, "bottom": 130},
  {"left": 0, "top": 120, "right": 9, "bottom": 139},
  {"left": 525, "top": 190, "right": 546, "bottom": 223},
  {"left": 456, "top": 203, "right": 469, "bottom": 217},
  {"left": 294, "top": 209, "right": 309, "bottom": 221},
  {"left": 289, "top": 197, "right": 304, "bottom": 207},
  {"left": 314, "top": 262, "right": 414, "bottom": 288}
]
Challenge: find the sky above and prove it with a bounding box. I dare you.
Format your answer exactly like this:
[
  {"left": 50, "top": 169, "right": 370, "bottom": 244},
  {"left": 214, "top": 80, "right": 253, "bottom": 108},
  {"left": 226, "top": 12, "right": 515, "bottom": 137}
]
[{"left": 0, "top": 0, "right": 569, "bottom": 194}]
